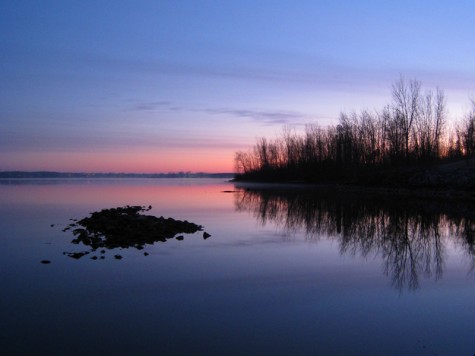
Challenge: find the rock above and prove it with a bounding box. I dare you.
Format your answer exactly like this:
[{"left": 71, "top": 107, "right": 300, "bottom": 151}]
[
  {"left": 62, "top": 205, "right": 205, "bottom": 259},
  {"left": 114, "top": 254, "right": 123, "bottom": 260},
  {"left": 64, "top": 252, "right": 89, "bottom": 259},
  {"left": 203, "top": 232, "right": 211, "bottom": 239},
  {"left": 144, "top": 252, "right": 149, "bottom": 256},
  {"left": 91, "top": 256, "right": 98, "bottom": 260},
  {"left": 41, "top": 260, "right": 51, "bottom": 264}
]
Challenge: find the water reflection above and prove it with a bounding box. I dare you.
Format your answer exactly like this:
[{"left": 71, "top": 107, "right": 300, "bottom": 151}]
[{"left": 234, "top": 185, "right": 475, "bottom": 291}]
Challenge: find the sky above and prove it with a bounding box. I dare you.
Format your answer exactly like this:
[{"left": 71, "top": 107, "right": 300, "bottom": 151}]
[{"left": 1, "top": 1, "right": 475, "bottom": 173}]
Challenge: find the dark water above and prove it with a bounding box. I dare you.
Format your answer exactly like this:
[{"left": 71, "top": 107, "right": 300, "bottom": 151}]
[{"left": 1, "top": 179, "right": 474, "bottom": 355}]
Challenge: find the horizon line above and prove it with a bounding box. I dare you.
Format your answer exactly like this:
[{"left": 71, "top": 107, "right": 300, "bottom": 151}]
[{"left": 0, "top": 171, "right": 235, "bottom": 177}]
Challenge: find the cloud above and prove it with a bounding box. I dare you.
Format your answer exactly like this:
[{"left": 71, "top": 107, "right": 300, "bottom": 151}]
[
  {"left": 1, "top": 41, "right": 376, "bottom": 92},
  {"left": 130, "top": 101, "right": 171, "bottom": 111},
  {"left": 124, "top": 96, "right": 314, "bottom": 125},
  {"left": 126, "top": 100, "right": 186, "bottom": 113},
  {"left": 6, "top": 37, "right": 475, "bottom": 100},
  {"left": 203, "top": 107, "right": 308, "bottom": 125}
]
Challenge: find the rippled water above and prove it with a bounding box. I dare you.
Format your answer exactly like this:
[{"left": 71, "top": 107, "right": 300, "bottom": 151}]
[{"left": 1, "top": 178, "right": 474, "bottom": 355}]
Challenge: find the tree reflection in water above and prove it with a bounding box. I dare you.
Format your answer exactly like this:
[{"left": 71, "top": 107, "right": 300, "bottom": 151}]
[{"left": 234, "top": 186, "right": 475, "bottom": 291}]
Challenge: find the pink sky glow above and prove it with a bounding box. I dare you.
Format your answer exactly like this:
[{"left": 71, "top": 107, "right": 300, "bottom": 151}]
[{"left": 0, "top": 149, "right": 235, "bottom": 173}]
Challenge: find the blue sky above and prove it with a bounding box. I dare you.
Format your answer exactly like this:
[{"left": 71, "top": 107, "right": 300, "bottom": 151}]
[{"left": 1, "top": 1, "right": 474, "bottom": 172}]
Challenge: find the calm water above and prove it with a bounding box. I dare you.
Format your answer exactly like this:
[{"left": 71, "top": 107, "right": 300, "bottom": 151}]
[{"left": 1, "top": 178, "right": 474, "bottom": 355}]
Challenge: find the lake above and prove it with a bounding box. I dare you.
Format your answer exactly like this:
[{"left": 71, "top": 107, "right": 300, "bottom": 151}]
[{"left": 1, "top": 178, "right": 474, "bottom": 355}]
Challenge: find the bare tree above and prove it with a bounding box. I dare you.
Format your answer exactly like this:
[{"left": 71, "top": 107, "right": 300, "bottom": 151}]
[
  {"left": 255, "top": 137, "right": 270, "bottom": 170},
  {"left": 433, "top": 88, "right": 446, "bottom": 157},
  {"left": 462, "top": 110, "right": 475, "bottom": 158},
  {"left": 392, "top": 77, "right": 421, "bottom": 158}
]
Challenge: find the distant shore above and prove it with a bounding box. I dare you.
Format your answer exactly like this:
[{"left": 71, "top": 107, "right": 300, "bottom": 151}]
[{"left": 0, "top": 171, "right": 234, "bottom": 179}]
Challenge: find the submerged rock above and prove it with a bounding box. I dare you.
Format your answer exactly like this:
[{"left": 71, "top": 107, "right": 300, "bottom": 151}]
[
  {"left": 62, "top": 205, "right": 206, "bottom": 259},
  {"left": 64, "top": 251, "right": 89, "bottom": 259}
]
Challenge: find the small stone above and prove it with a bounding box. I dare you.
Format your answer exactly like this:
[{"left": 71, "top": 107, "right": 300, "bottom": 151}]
[
  {"left": 91, "top": 256, "right": 98, "bottom": 260},
  {"left": 114, "top": 254, "right": 123, "bottom": 260},
  {"left": 65, "top": 252, "right": 88, "bottom": 259}
]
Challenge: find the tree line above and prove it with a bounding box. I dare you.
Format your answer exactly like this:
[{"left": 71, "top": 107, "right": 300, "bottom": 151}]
[{"left": 234, "top": 77, "right": 475, "bottom": 182}]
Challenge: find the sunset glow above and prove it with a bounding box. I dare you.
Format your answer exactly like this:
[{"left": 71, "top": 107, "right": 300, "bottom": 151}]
[{"left": 0, "top": 148, "right": 235, "bottom": 173}]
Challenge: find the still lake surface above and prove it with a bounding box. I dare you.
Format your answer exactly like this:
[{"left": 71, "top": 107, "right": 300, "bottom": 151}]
[{"left": 1, "top": 178, "right": 474, "bottom": 355}]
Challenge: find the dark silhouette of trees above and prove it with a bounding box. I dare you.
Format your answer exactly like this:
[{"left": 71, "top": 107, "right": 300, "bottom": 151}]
[{"left": 234, "top": 78, "right": 472, "bottom": 183}]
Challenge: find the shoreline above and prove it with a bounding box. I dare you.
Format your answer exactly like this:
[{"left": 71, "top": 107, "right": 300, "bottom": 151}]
[
  {"left": 232, "top": 180, "right": 475, "bottom": 202},
  {"left": 232, "top": 157, "right": 475, "bottom": 201}
]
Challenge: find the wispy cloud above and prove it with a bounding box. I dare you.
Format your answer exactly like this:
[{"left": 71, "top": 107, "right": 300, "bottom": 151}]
[
  {"left": 131, "top": 101, "right": 170, "bottom": 111},
  {"left": 126, "top": 100, "right": 185, "bottom": 113},
  {"left": 203, "top": 107, "right": 308, "bottom": 125},
  {"left": 125, "top": 96, "right": 313, "bottom": 125},
  {"left": 8, "top": 41, "right": 475, "bottom": 100},
  {"left": 1, "top": 42, "right": 380, "bottom": 92}
]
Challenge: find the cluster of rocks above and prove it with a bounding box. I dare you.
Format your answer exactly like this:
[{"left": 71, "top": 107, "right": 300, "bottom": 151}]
[{"left": 61, "top": 205, "right": 209, "bottom": 260}]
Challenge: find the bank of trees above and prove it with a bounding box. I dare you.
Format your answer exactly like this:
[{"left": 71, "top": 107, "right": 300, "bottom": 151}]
[{"left": 234, "top": 78, "right": 475, "bottom": 182}]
